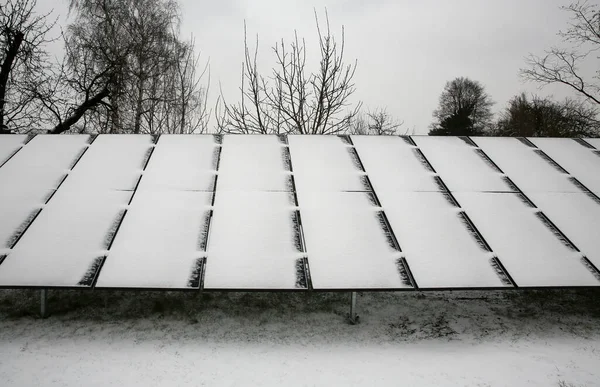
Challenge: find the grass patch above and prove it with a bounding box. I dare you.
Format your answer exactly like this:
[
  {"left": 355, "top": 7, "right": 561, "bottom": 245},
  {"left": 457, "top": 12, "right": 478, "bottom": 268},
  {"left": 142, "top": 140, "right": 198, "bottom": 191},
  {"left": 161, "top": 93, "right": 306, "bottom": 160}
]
[
  {"left": 503, "top": 288, "right": 600, "bottom": 319},
  {"left": 1, "top": 288, "right": 600, "bottom": 342}
]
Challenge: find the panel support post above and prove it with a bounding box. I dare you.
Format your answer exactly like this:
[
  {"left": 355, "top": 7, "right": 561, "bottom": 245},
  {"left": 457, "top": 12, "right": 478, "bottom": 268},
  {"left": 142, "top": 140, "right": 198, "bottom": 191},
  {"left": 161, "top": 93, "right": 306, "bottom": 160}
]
[
  {"left": 40, "top": 289, "right": 48, "bottom": 318},
  {"left": 348, "top": 291, "right": 359, "bottom": 324}
]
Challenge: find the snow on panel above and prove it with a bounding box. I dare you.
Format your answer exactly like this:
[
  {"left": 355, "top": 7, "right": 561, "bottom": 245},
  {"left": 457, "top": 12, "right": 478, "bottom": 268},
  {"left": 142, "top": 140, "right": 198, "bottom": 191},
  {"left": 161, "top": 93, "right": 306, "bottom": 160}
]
[
  {"left": 584, "top": 138, "right": 600, "bottom": 148},
  {"left": 379, "top": 191, "right": 506, "bottom": 288},
  {"left": 137, "top": 135, "right": 217, "bottom": 192},
  {"left": 0, "top": 135, "right": 26, "bottom": 166},
  {"left": 473, "top": 137, "right": 578, "bottom": 193},
  {"left": 0, "top": 190, "right": 132, "bottom": 287},
  {"left": 0, "top": 135, "right": 89, "bottom": 251},
  {"left": 454, "top": 192, "right": 599, "bottom": 287},
  {"left": 204, "top": 191, "right": 303, "bottom": 289},
  {"left": 300, "top": 191, "right": 408, "bottom": 289},
  {"left": 217, "top": 135, "right": 291, "bottom": 192},
  {"left": 61, "top": 135, "right": 153, "bottom": 192},
  {"left": 351, "top": 135, "right": 441, "bottom": 192},
  {"left": 528, "top": 192, "right": 600, "bottom": 271},
  {"left": 288, "top": 135, "right": 368, "bottom": 192},
  {"left": 412, "top": 136, "right": 514, "bottom": 192},
  {"left": 530, "top": 138, "right": 600, "bottom": 196},
  {"left": 96, "top": 191, "right": 212, "bottom": 289}
]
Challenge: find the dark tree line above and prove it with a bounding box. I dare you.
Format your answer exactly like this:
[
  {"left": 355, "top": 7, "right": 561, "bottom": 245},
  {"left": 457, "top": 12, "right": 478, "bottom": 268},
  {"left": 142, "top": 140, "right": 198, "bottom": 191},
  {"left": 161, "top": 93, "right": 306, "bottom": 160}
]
[
  {"left": 494, "top": 94, "right": 599, "bottom": 137},
  {"left": 430, "top": 2, "right": 600, "bottom": 138},
  {"left": 428, "top": 76, "right": 600, "bottom": 138}
]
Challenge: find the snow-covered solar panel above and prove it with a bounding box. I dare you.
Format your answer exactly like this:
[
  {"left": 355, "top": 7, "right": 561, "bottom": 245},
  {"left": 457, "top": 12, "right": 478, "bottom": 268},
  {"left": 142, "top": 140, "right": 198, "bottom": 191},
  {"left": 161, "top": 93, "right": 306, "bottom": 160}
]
[
  {"left": 0, "top": 191, "right": 132, "bottom": 287},
  {"left": 136, "top": 135, "right": 218, "bottom": 192},
  {"left": 299, "top": 191, "right": 409, "bottom": 290},
  {"left": 0, "top": 135, "right": 89, "bottom": 253},
  {"left": 0, "top": 135, "right": 26, "bottom": 166},
  {"left": 96, "top": 191, "right": 212, "bottom": 289},
  {"left": 472, "top": 137, "right": 579, "bottom": 193},
  {"left": 413, "top": 136, "right": 515, "bottom": 192},
  {"left": 584, "top": 138, "right": 600, "bottom": 148},
  {"left": 379, "top": 192, "right": 508, "bottom": 288},
  {"left": 0, "top": 135, "right": 154, "bottom": 287},
  {"left": 204, "top": 191, "right": 304, "bottom": 289},
  {"left": 217, "top": 135, "right": 291, "bottom": 192},
  {"left": 351, "top": 135, "right": 441, "bottom": 192},
  {"left": 288, "top": 135, "right": 368, "bottom": 192},
  {"left": 455, "top": 192, "right": 599, "bottom": 287},
  {"left": 527, "top": 192, "right": 600, "bottom": 271},
  {"left": 529, "top": 138, "right": 600, "bottom": 196},
  {"left": 60, "top": 135, "right": 154, "bottom": 192},
  {"left": 1, "top": 134, "right": 600, "bottom": 291}
]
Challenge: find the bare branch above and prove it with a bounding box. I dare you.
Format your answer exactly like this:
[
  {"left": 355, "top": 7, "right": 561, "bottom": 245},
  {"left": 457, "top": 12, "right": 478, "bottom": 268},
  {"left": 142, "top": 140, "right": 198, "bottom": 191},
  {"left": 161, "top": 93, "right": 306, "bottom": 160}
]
[
  {"left": 521, "top": 1, "right": 600, "bottom": 106},
  {"left": 219, "top": 9, "right": 361, "bottom": 135}
]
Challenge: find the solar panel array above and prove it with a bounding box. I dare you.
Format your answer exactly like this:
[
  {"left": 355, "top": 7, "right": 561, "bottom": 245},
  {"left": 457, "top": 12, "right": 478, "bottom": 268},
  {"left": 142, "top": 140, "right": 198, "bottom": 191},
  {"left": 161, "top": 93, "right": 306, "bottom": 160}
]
[{"left": 0, "top": 134, "right": 599, "bottom": 290}]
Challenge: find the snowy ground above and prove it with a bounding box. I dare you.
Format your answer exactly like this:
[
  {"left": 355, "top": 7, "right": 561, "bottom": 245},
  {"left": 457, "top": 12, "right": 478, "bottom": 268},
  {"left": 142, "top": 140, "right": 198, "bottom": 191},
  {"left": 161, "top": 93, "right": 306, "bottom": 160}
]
[{"left": 0, "top": 289, "right": 599, "bottom": 386}]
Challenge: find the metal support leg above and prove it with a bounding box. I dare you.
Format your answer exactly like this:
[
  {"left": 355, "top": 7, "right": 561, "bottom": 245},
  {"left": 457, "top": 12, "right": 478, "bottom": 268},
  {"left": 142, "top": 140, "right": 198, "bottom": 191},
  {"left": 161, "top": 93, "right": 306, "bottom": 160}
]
[
  {"left": 348, "top": 291, "right": 359, "bottom": 324},
  {"left": 40, "top": 289, "right": 48, "bottom": 318}
]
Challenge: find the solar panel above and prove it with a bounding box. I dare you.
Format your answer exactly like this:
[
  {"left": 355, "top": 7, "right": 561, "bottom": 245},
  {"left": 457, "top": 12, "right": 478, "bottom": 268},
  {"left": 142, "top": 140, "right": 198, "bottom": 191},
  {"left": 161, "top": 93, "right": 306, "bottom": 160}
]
[
  {"left": 203, "top": 136, "right": 303, "bottom": 289},
  {"left": 412, "top": 136, "right": 516, "bottom": 192},
  {"left": 529, "top": 138, "right": 600, "bottom": 196},
  {"left": 0, "top": 135, "right": 153, "bottom": 287},
  {"left": 96, "top": 135, "right": 218, "bottom": 289},
  {"left": 0, "top": 135, "right": 26, "bottom": 167},
  {"left": 455, "top": 192, "right": 599, "bottom": 287},
  {"left": 298, "top": 191, "right": 410, "bottom": 290},
  {"left": 379, "top": 192, "right": 509, "bottom": 288},
  {"left": 59, "top": 135, "right": 154, "bottom": 191},
  {"left": 584, "top": 138, "right": 600, "bottom": 149},
  {"left": 0, "top": 134, "right": 599, "bottom": 292},
  {"left": 0, "top": 190, "right": 131, "bottom": 287},
  {"left": 288, "top": 135, "right": 369, "bottom": 192},
  {"left": 216, "top": 135, "right": 291, "bottom": 192},
  {"left": 288, "top": 135, "right": 411, "bottom": 289},
  {"left": 96, "top": 191, "right": 212, "bottom": 289},
  {"left": 0, "top": 135, "right": 89, "bottom": 254},
  {"left": 136, "top": 135, "right": 218, "bottom": 192},
  {"left": 351, "top": 135, "right": 441, "bottom": 192},
  {"left": 527, "top": 192, "right": 600, "bottom": 272},
  {"left": 473, "top": 137, "right": 579, "bottom": 193},
  {"left": 204, "top": 191, "right": 304, "bottom": 290}
]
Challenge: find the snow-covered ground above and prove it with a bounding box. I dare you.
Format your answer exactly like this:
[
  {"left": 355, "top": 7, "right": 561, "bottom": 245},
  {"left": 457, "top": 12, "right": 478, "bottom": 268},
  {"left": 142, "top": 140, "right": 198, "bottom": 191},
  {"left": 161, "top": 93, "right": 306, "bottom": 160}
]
[{"left": 0, "top": 289, "right": 599, "bottom": 386}]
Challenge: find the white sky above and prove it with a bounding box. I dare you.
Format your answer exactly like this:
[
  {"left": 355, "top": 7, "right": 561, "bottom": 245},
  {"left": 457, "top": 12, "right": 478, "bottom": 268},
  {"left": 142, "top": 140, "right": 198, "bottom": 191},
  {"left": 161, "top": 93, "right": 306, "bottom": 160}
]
[{"left": 39, "top": 0, "right": 590, "bottom": 134}]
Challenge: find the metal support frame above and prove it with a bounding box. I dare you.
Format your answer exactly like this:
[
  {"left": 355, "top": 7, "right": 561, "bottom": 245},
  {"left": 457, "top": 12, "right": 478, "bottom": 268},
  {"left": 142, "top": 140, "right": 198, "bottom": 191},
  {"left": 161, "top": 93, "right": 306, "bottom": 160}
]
[
  {"left": 40, "top": 289, "right": 48, "bottom": 318},
  {"left": 348, "top": 291, "right": 359, "bottom": 324}
]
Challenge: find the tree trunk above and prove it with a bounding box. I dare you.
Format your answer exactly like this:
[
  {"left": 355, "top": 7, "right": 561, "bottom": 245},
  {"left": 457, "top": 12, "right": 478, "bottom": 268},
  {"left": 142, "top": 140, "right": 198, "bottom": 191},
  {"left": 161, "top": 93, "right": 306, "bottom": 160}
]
[
  {"left": 0, "top": 30, "right": 25, "bottom": 130},
  {"left": 48, "top": 87, "right": 110, "bottom": 134},
  {"left": 134, "top": 77, "right": 144, "bottom": 134}
]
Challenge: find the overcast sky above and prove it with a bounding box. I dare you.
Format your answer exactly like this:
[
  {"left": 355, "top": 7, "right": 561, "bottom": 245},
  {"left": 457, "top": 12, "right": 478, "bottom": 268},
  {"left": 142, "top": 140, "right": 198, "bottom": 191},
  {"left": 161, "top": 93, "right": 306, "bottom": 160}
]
[{"left": 41, "top": 0, "right": 587, "bottom": 134}]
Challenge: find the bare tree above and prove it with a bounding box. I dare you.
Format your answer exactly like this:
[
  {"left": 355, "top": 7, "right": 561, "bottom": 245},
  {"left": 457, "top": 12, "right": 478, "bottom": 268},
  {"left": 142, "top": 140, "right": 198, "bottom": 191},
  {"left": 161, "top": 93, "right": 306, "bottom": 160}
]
[
  {"left": 217, "top": 10, "right": 361, "bottom": 134},
  {"left": 349, "top": 107, "right": 403, "bottom": 135},
  {"left": 521, "top": 1, "right": 600, "bottom": 106},
  {"left": 63, "top": 0, "right": 209, "bottom": 134},
  {"left": 0, "top": 0, "right": 55, "bottom": 133},
  {"left": 42, "top": 51, "right": 112, "bottom": 134},
  {"left": 64, "top": 0, "right": 132, "bottom": 133},
  {"left": 429, "top": 77, "right": 494, "bottom": 136},
  {"left": 154, "top": 37, "right": 210, "bottom": 134}
]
